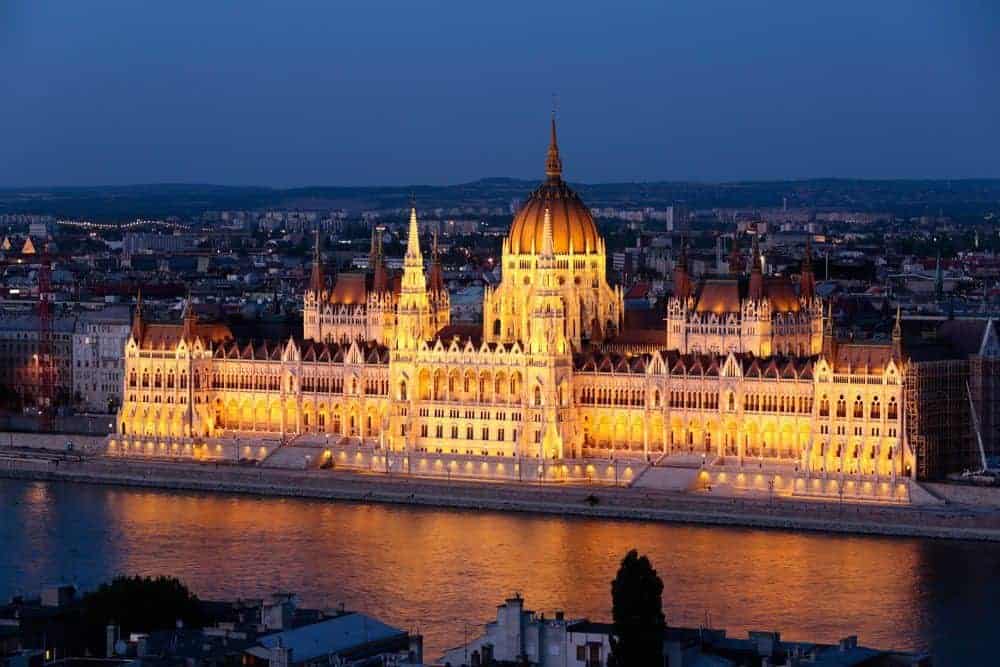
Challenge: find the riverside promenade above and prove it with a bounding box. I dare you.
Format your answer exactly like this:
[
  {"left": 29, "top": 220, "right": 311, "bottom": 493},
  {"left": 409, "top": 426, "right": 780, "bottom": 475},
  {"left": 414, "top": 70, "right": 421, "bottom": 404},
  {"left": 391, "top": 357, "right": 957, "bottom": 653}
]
[{"left": 4, "top": 450, "right": 1000, "bottom": 542}]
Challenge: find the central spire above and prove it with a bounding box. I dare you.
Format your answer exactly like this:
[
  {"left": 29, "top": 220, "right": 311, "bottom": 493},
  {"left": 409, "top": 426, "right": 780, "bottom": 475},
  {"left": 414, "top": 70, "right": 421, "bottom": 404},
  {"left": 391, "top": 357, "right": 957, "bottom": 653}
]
[
  {"left": 545, "top": 114, "right": 562, "bottom": 179},
  {"left": 405, "top": 206, "right": 423, "bottom": 265}
]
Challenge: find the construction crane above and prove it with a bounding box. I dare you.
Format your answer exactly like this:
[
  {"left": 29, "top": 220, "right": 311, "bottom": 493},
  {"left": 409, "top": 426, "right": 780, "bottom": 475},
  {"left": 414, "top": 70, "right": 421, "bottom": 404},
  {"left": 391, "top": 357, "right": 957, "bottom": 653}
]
[{"left": 37, "top": 241, "right": 55, "bottom": 431}]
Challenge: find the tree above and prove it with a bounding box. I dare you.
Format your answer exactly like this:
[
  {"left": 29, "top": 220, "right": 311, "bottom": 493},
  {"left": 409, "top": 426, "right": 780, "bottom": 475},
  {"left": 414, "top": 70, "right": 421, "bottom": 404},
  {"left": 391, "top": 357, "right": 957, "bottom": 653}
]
[
  {"left": 81, "top": 576, "right": 204, "bottom": 655},
  {"left": 608, "top": 550, "right": 665, "bottom": 667}
]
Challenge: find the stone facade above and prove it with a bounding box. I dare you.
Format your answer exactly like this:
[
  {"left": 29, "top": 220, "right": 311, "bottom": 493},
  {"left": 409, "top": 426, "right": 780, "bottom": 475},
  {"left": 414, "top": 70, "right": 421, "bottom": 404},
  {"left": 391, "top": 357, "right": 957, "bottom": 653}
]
[
  {"left": 72, "top": 306, "right": 131, "bottom": 413},
  {"left": 111, "top": 124, "right": 915, "bottom": 482}
]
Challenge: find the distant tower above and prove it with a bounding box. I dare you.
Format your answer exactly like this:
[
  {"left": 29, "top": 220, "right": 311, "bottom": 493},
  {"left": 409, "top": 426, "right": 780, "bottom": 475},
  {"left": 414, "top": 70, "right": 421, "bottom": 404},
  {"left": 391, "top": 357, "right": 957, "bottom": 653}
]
[
  {"left": 728, "top": 232, "right": 743, "bottom": 275},
  {"left": 37, "top": 240, "right": 54, "bottom": 429},
  {"left": 934, "top": 251, "right": 944, "bottom": 301}
]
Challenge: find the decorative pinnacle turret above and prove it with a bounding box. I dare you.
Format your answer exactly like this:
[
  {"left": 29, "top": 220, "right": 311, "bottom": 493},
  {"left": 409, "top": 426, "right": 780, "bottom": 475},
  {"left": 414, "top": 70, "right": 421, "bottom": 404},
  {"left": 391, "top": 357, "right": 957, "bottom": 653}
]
[
  {"left": 545, "top": 114, "right": 562, "bottom": 179},
  {"left": 541, "top": 207, "right": 555, "bottom": 258},
  {"left": 892, "top": 304, "right": 902, "bottom": 340}
]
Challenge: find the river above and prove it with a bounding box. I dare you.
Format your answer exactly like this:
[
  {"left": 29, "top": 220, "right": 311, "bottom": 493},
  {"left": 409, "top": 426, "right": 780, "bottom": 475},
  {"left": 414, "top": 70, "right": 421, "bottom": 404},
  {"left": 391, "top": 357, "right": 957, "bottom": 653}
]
[{"left": 1, "top": 478, "right": 996, "bottom": 664}]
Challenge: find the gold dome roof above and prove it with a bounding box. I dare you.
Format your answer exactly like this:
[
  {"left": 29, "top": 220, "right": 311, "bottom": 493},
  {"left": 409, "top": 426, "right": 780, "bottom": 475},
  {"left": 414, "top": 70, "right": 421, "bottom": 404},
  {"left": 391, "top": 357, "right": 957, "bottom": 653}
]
[{"left": 507, "top": 119, "right": 601, "bottom": 255}]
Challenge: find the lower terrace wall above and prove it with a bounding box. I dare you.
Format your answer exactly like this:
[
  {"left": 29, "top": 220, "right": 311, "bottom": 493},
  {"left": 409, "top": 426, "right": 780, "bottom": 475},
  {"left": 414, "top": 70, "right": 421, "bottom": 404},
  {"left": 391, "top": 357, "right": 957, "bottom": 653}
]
[{"left": 105, "top": 434, "right": 646, "bottom": 486}]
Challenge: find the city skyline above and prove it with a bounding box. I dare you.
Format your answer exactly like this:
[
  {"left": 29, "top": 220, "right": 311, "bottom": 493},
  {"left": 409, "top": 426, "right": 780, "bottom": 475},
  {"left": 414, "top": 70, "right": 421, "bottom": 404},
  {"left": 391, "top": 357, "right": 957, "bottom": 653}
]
[{"left": 2, "top": 1, "right": 999, "bottom": 188}]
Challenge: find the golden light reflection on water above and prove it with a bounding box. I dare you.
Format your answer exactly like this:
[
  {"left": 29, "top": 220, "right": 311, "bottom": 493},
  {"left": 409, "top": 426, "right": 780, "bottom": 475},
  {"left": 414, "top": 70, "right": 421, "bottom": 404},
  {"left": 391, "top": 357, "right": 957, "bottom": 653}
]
[{"left": 3, "top": 480, "right": 998, "bottom": 661}]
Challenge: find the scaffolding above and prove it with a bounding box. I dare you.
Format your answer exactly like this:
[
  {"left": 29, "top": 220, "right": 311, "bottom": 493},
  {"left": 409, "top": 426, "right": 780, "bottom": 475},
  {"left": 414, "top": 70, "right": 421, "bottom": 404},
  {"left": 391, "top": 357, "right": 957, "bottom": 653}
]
[{"left": 905, "top": 359, "right": 976, "bottom": 480}]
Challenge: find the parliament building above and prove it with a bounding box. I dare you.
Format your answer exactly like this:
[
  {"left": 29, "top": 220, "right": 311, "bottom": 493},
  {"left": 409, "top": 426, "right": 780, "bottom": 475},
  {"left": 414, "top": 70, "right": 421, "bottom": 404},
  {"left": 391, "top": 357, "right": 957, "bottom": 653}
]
[{"left": 111, "top": 121, "right": 920, "bottom": 491}]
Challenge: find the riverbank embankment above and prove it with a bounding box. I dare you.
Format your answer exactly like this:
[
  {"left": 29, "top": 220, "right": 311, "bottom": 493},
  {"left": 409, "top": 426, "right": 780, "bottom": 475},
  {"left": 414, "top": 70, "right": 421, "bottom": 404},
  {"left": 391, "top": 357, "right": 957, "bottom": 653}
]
[{"left": 4, "top": 454, "right": 1000, "bottom": 541}]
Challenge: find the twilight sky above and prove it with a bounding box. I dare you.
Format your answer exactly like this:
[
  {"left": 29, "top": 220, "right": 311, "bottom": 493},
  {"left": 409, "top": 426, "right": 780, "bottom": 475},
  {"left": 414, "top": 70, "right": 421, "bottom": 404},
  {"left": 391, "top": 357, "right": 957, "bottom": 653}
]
[{"left": 2, "top": 1, "right": 998, "bottom": 187}]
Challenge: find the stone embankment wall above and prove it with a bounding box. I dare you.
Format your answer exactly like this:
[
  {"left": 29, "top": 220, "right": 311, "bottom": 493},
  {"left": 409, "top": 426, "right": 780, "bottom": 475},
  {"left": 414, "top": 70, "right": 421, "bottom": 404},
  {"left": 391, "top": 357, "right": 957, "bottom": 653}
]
[
  {"left": 0, "top": 432, "right": 106, "bottom": 453},
  {"left": 2, "top": 457, "right": 1000, "bottom": 542}
]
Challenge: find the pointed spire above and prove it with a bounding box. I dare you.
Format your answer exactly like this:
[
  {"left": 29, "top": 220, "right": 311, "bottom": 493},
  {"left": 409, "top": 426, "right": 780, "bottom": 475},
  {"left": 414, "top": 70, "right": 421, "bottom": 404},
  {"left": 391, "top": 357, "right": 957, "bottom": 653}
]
[
  {"left": 823, "top": 300, "right": 836, "bottom": 358},
  {"left": 428, "top": 229, "right": 445, "bottom": 293},
  {"left": 892, "top": 304, "right": 902, "bottom": 341},
  {"left": 545, "top": 113, "right": 563, "bottom": 180},
  {"left": 405, "top": 206, "right": 423, "bottom": 265},
  {"left": 308, "top": 228, "right": 325, "bottom": 294},
  {"left": 800, "top": 237, "right": 816, "bottom": 300},
  {"left": 749, "top": 231, "right": 764, "bottom": 300},
  {"left": 182, "top": 290, "right": 197, "bottom": 342},
  {"left": 372, "top": 226, "right": 388, "bottom": 294},
  {"left": 673, "top": 237, "right": 692, "bottom": 301},
  {"left": 130, "top": 288, "right": 144, "bottom": 341}
]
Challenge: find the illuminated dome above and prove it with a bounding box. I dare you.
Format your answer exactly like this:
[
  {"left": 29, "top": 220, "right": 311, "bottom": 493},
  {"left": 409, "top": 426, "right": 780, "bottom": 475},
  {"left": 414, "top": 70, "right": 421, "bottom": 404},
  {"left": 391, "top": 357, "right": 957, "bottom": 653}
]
[{"left": 507, "top": 119, "right": 601, "bottom": 255}]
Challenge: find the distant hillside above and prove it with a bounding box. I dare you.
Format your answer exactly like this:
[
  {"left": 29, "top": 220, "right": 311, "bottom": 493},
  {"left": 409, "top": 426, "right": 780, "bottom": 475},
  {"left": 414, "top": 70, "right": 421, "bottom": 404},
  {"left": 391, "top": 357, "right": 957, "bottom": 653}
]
[{"left": 1, "top": 178, "right": 998, "bottom": 221}]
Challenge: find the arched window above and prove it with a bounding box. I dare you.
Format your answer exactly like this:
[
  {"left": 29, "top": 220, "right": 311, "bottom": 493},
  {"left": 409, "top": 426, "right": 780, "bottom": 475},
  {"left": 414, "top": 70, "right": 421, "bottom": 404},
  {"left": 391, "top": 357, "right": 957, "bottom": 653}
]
[
  {"left": 180, "top": 372, "right": 188, "bottom": 389},
  {"left": 888, "top": 397, "right": 898, "bottom": 420},
  {"left": 836, "top": 395, "right": 846, "bottom": 418},
  {"left": 819, "top": 395, "right": 829, "bottom": 416},
  {"left": 728, "top": 392, "right": 735, "bottom": 411},
  {"left": 399, "top": 381, "right": 408, "bottom": 401},
  {"left": 129, "top": 371, "right": 137, "bottom": 388},
  {"left": 141, "top": 372, "right": 149, "bottom": 388},
  {"left": 870, "top": 397, "right": 881, "bottom": 419},
  {"left": 533, "top": 386, "right": 542, "bottom": 406},
  {"left": 493, "top": 319, "right": 502, "bottom": 336},
  {"left": 853, "top": 396, "right": 864, "bottom": 419}
]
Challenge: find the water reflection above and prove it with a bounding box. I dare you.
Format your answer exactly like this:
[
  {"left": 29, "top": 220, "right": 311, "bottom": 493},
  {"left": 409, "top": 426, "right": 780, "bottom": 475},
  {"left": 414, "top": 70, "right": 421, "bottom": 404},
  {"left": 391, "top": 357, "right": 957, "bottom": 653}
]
[{"left": 2, "top": 479, "right": 998, "bottom": 662}]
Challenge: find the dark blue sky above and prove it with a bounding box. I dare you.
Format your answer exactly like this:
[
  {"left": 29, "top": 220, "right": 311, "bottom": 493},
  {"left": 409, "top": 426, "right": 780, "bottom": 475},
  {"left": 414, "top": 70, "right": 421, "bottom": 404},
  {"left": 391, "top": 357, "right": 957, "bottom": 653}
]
[{"left": 2, "top": 1, "right": 998, "bottom": 187}]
